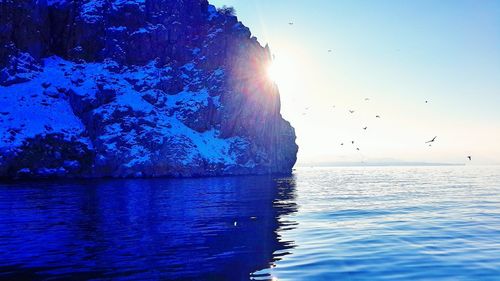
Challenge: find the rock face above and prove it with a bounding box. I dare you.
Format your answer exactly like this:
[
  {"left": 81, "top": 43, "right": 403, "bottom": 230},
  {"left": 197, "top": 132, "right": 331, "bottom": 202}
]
[{"left": 0, "top": 0, "right": 298, "bottom": 178}]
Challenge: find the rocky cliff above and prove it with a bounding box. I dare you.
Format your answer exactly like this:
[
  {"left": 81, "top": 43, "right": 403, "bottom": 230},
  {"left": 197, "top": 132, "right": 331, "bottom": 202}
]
[{"left": 0, "top": 0, "right": 298, "bottom": 178}]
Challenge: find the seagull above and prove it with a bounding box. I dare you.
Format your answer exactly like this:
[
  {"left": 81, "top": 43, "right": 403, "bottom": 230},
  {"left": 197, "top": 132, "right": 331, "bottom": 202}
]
[
  {"left": 363, "top": 127, "right": 367, "bottom": 130},
  {"left": 467, "top": 156, "right": 472, "bottom": 161},
  {"left": 349, "top": 110, "right": 355, "bottom": 114},
  {"left": 425, "top": 136, "right": 437, "bottom": 144}
]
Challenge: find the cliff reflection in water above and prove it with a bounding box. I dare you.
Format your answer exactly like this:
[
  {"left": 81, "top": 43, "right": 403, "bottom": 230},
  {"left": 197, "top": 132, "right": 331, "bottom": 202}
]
[{"left": 0, "top": 176, "right": 297, "bottom": 280}]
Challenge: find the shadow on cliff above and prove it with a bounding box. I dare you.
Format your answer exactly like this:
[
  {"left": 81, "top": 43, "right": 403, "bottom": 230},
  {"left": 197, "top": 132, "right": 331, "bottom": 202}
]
[{"left": 0, "top": 175, "right": 298, "bottom": 280}]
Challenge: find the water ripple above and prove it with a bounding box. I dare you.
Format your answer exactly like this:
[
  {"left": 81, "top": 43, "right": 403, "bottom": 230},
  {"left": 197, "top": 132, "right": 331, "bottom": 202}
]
[
  {"left": 1, "top": 166, "right": 499, "bottom": 280},
  {"left": 253, "top": 166, "right": 500, "bottom": 281}
]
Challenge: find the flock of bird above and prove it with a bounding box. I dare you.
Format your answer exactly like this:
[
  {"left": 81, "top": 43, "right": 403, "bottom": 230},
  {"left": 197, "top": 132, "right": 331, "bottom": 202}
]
[
  {"left": 288, "top": 20, "right": 472, "bottom": 162},
  {"left": 300, "top": 99, "right": 472, "bottom": 162},
  {"left": 303, "top": 97, "right": 384, "bottom": 154}
]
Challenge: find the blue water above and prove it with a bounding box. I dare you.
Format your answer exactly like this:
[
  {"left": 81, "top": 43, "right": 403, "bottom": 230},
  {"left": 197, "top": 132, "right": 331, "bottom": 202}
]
[{"left": 0, "top": 166, "right": 499, "bottom": 280}]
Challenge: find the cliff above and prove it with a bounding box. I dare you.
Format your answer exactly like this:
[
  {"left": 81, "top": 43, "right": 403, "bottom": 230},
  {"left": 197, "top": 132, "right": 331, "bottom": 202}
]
[{"left": 0, "top": 0, "right": 298, "bottom": 178}]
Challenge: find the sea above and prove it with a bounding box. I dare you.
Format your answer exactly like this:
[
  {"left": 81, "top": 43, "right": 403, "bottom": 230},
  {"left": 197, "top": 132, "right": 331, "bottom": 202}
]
[{"left": 0, "top": 166, "right": 499, "bottom": 280}]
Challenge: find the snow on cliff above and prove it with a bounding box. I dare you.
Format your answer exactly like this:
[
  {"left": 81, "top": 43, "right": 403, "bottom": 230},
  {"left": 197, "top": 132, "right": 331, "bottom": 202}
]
[{"left": 0, "top": 0, "right": 298, "bottom": 178}]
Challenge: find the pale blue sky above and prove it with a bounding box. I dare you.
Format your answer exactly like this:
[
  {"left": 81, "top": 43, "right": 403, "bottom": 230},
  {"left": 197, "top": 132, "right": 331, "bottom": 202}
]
[{"left": 211, "top": 0, "right": 500, "bottom": 164}]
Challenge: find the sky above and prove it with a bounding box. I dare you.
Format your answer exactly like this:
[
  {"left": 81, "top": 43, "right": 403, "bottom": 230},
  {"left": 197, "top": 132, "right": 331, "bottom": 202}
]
[{"left": 210, "top": 0, "right": 500, "bottom": 165}]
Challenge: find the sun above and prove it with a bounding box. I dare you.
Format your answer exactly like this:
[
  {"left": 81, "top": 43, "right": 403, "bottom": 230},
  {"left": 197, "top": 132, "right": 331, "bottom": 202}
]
[
  {"left": 266, "top": 56, "right": 296, "bottom": 88},
  {"left": 267, "top": 62, "right": 280, "bottom": 83}
]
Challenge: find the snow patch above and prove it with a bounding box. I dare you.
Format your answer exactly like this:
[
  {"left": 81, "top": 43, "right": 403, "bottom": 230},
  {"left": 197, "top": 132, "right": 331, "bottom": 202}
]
[
  {"left": 1, "top": 54, "right": 249, "bottom": 173},
  {"left": 0, "top": 56, "right": 90, "bottom": 148},
  {"left": 80, "top": 0, "right": 106, "bottom": 24}
]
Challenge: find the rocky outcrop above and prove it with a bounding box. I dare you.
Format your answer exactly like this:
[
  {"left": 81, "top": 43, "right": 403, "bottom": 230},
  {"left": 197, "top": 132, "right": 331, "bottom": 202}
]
[{"left": 0, "top": 0, "right": 298, "bottom": 178}]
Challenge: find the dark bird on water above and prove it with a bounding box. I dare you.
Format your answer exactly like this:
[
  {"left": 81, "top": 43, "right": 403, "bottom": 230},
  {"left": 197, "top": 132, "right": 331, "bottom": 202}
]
[
  {"left": 376, "top": 115, "right": 381, "bottom": 118},
  {"left": 425, "top": 136, "right": 437, "bottom": 143},
  {"left": 425, "top": 100, "right": 428, "bottom": 103},
  {"left": 467, "top": 156, "right": 472, "bottom": 161},
  {"left": 356, "top": 148, "right": 360, "bottom": 151},
  {"left": 341, "top": 143, "right": 344, "bottom": 146},
  {"left": 363, "top": 127, "right": 367, "bottom": 130},
  {"left": 352, "top": 141, "right": 355, "bottom": 144},
  {"left": 328, "top": 49, "right": 332, "bottom": 53}
]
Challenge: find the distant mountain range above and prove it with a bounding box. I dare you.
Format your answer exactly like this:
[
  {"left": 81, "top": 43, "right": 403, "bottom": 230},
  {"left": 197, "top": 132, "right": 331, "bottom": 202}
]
[{"left": 296, "top": 161, "right": 465, "bottom": 167}]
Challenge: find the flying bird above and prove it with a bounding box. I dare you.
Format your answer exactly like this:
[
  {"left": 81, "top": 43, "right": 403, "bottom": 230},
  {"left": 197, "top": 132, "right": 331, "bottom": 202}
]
[
  {"left": 349, "top": 110, "right": 355, "bottom": 114},
  {"left": 467, "top": 156, "right": 472, "bottom": 161},
  {"left": 425, "top": 136, "right": 437, "bottom": 144}
]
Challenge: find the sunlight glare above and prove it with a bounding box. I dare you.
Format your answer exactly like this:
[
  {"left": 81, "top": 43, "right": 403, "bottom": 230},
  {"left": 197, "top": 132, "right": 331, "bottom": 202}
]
[
  {"left": 267, "top": 62, "right": 280, "bottom": 83},
  {"left": 266, "top": 55, "right": 297, "bottom": 89}
]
